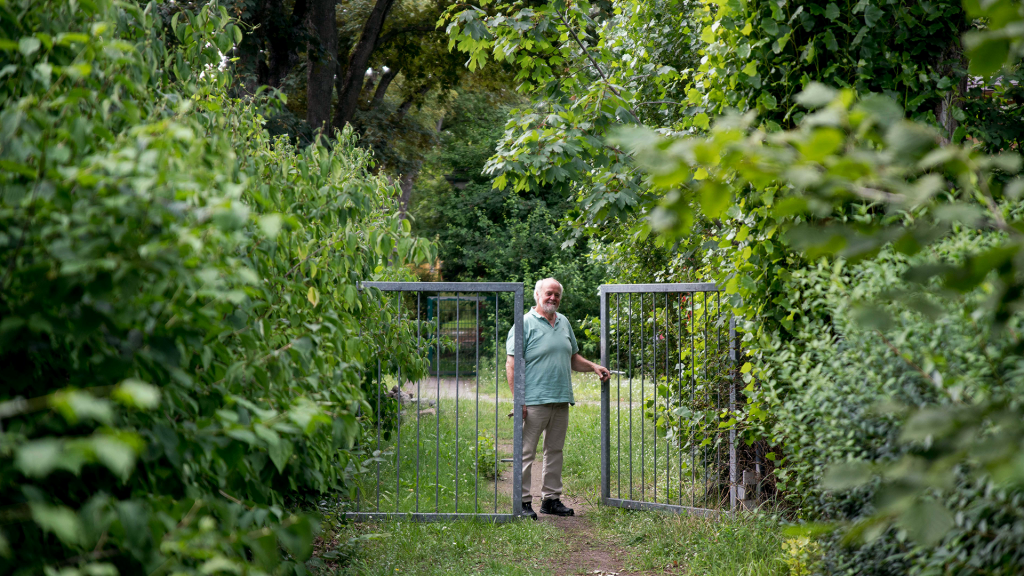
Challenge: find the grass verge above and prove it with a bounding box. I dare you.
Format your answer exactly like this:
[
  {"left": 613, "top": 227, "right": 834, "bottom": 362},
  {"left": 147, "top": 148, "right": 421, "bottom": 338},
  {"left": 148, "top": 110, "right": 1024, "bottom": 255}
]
[{"left": 586, "top": 505, "right": 788, "bottom": 575}]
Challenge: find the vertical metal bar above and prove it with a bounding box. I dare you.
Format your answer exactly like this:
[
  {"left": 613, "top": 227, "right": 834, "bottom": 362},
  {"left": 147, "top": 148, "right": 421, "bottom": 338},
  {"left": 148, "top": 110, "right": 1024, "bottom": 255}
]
[
  {"left": 494, "top": 293, "right": 499, "bottom": 513},
  {"left": 677, "top": 293, "right": 683, "bottom": 506},
  {"left": 396, "top": 293, "right": 402, "bottom": 513},
  {"left": 435, "top": 297, "right": 441, "bottom": 513},
  {"left": 512, "top": 285, "right": 525, "bottom": 517},
  {"left": 690, "top": 292, "right": 695, "bottom": 508},
  {"left": 652, "top": 291, "right": 657, "bottom": 503},
  {"left": 616, "top": 293, "right": 621, "bottom": 500},
  {"left": 665, "top": 292, "right": 670, "bottom": 504},
  {"left": 703, "top": 291, "right": 709, "bottom": 506},
  {"left": 475, "top": 295, "right": 480, "bottom": 513},
  {"left": 376, "top": 356, "right": 382, "bottom": 512},
  {"left": 416, "top": 292, "right": 422, "bottom": 513},
  {"left": 374, "top": 294, "right": 382, "bottom": 513},
  {"left": 729, "top": 315, "right": 737, "bottom": 512},
  {"left": 640, "top": 292, "right": 645, "bottom": 501},
  {"left": 357, "top": 320, "right": 363, "bottom": 513},
  {"left": 716, "top": 291, "right": 722, "bottom": 508},
  {"left": 600, "top": 286, "right": 610, "bottom": 502},
  {"left": 628, "top": 292, "right": 633, "bottom": 500},
  {"left": 455, "top": 293, "right": 460, "bottom": 512}
]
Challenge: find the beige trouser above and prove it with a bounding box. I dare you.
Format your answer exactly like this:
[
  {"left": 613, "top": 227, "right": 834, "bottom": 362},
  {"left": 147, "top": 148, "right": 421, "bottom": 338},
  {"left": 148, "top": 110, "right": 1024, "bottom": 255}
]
[{"left": 521, "top": 403, "right": 569, "bottom": 504}]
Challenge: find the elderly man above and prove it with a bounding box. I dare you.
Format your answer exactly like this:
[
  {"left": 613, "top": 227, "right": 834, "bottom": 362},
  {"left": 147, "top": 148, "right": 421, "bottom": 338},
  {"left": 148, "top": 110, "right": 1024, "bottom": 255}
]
[{"left": 506, "top": 277, "right": 610, "bottom": 519}]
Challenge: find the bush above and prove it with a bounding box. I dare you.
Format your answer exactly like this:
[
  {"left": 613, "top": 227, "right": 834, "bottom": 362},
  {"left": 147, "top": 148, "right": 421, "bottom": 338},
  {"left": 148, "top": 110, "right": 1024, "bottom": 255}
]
[
  {"left": 753, "top": 230, "right": 1024, "bottom": 573},
  {"left": 0, "top": 1, "right": 431, "bottom": 574}
]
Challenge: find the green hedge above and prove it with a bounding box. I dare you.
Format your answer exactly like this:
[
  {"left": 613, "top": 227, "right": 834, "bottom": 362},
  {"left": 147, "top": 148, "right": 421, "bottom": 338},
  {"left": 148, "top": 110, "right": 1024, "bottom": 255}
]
[
  {"left": 0, "top": 1, "right": 432, "bottom": 574},
  {"left": 758, "top": 229, "right": 1024, "bottom": 574}
]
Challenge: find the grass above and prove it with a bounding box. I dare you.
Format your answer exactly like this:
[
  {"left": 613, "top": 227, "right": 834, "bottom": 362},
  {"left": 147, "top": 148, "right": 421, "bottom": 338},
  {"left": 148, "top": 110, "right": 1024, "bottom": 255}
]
[
  {"left": 587, "top": 506, "right": 788, "bottom": 575},
  {"left": 319, "top": 520, "right": 563, "bottom": 575},
  {"left": 319, "top": 372, "right": 789, "bottom": 575},
  {"left": 353, "top": 395, "right": 517, "bottom": 515}
]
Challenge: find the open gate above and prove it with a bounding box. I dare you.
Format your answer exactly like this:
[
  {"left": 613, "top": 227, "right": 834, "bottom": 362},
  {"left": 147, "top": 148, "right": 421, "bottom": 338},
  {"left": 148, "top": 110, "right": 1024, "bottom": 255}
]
[
  {"left": 598, "top": 283, "right": 737, "bottom": 516},
  {"left": 349, "top": 280, "right": 742, "bottom": 522},
  {"left": 347, "top": 282, "right": 525, "bottom": 522}
]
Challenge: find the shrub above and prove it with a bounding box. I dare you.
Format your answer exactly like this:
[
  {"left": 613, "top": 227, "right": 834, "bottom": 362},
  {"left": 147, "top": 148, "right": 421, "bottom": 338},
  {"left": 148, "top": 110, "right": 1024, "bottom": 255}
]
[{"left": 0, "top": 1, "right": 431, "bottom": 573}]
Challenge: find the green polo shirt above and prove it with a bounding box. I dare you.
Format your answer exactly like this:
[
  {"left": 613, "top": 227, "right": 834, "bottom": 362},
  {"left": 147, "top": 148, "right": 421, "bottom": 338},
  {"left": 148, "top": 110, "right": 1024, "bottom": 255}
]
[{"left": 506, "top": 309, "right": 579, "bottom": 405}]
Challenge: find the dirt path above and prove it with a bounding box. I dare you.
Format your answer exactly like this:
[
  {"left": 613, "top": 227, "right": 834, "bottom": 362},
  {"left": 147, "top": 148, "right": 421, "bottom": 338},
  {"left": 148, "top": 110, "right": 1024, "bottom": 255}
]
[
  {"left": 539, "top": 496, "right": 630, "bottom": 576},
  {"left": 482, "top": 452, "right": 652, "bottom": 576}
]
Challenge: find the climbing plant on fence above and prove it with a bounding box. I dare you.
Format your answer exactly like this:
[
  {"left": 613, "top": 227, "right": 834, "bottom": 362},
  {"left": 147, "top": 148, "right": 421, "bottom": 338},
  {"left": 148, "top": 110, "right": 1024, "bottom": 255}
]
[{"left": 0, "top": 1, "right": 432, "bottom": 574}]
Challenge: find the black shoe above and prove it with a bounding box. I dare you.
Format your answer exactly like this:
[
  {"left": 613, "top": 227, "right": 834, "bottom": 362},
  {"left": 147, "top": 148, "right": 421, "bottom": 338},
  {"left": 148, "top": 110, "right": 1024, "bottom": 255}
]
[
  {"left": 540, "top": 498, "right": 574, "bottom": 516},
  {"left": 521, "top": 502, "right": 538, "bottom": 520}
]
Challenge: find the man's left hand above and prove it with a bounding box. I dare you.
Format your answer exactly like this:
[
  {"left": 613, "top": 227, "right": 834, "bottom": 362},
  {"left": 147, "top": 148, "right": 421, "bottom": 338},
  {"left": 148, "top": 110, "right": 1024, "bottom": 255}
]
[{"left": 594, "top": 365, "right": 611, "bottom": 381}]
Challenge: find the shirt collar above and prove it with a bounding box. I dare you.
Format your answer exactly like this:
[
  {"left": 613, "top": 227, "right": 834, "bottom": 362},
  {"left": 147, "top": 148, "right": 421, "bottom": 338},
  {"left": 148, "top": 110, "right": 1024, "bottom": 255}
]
[{"left": 530, "top": 308, "right": 559, "bottom": 325}]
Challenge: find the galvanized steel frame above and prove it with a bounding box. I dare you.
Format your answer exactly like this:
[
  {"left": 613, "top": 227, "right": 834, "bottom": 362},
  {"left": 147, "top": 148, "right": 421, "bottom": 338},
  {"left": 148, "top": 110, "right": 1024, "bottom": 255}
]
[
  {"left": 347, "top": 281, "right": 526, "bottom": 523},
  {"left": 599, "top": 283, "right": 734, "bottom": 517}
]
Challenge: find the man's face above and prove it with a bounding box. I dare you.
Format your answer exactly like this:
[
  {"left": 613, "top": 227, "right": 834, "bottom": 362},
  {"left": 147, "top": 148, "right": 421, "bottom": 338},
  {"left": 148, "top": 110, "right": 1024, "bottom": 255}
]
[{"left": 536, "top": 281, "right": 562, "bottom": 314}]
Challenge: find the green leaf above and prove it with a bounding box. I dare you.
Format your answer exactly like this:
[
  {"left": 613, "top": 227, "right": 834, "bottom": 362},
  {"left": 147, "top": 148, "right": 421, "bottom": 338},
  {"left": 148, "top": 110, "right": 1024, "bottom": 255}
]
[
  {"left": 966, "top": 36, "right": 1010, "bottom": 76},
  {"left": 698, "top": 180, "right": 731, "bottom": 218},
  {"left": 91, "top": 435, "right": 138, "bottom": 480},
  {"left": 863, "top": 4, "right": 884, "bottom": 27},
  {"left": 268, "top": 439, "right": 294, "bottom": 473},
  {"left": 245, "top": 531, "right": 279, "bottom": 568},
  {"left": 30, "top": 503, "right": 83, "bottom": 546},
  {"left": 850, "top": 304, "right": 894, "bottom": 331},
  {"left": 794, "top": 82, "right": 837, "bottom": 108},
  {"left": 821, "top": 460, "right": 872, "bottom": 490},
  {"left": 275, "top": 515, "right": 316, "bottom": 561},
  {"left": 886, "top": 122, "right": 937, "bottom": 159},
  {"left": 760, "top": 17, "right": 779, "bottom": 36},
  {"left": 52, "top": 391, "right": 113, "bottom": 425},
  {"left": 825, "top": 3, "right": 840, "bottom": 20},
  {"left": 19, "top": 37, "right": 41, "bottom": 57},
  {"left": 823, "top": 30, "right": 838, "bottom": 51},
  {"left": 16, "top": 439, "right": 65, "bottom": 477},
  {"left": 200, "top": 556, "right": 243, "bottom": 574},
  {"left": 259, "top": 213, "right": 284, "bottom": 239},
  {"left": 897, "top": 500, "right": 954, "bottom": 546},
  {"left": 113, "top": 379, "right": 161, "bottom": 409}
]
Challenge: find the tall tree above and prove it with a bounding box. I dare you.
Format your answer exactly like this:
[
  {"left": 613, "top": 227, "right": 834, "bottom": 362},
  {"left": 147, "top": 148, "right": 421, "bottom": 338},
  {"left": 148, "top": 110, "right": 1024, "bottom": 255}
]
[
  {"left": 306, "top": 0, "right": 338, "bottom": 133},
  {"left": 332, "top": 0, "right": 398, "bottom": 131}
]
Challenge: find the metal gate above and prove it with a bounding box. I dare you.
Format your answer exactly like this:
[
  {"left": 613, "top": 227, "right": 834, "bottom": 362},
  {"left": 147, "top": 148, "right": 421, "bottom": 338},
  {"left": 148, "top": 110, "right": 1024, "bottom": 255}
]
[
  {"left": 598, "top": 283, "right": 736, "bottom": 516},
  {"left": 346, "top": 282, "right": 525, "bottom": 522}
]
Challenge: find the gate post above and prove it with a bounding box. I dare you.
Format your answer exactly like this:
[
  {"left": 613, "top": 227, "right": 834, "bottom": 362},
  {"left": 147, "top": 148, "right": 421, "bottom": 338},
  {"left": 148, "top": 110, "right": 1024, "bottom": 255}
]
[
  {"left": 512, "top": 285, "right": 525, "bottom": 517},
  {"left": 599, "top": 286, "right": 610, "bottom": 502}
]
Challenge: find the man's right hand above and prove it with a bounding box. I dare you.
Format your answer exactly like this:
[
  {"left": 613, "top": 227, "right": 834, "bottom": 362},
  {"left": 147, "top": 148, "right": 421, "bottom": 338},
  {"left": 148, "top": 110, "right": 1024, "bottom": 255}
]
[{"left": 507, "top": 406, "right": 528, "bottom": 422}]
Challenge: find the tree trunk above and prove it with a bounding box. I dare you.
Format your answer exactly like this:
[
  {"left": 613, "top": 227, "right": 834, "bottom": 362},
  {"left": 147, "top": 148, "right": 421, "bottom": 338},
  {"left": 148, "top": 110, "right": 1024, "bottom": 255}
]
[
  {"left": 399, "top": 161, "right": 421, "bottom": 217},
  {"left": 264, "top": 0, "right": 306, "bottom": 89},
  {"left": 305, "top": 0, "right": 337, "bottom": 135},
  {"left": 394, "top": 85, "right": 429, "bottom": 122},
  {"left": 332, "top": 0, "right": 398, "bottom": 131},
  {"left": 370, "top": 66, "right": 399, "bottom": 109}
]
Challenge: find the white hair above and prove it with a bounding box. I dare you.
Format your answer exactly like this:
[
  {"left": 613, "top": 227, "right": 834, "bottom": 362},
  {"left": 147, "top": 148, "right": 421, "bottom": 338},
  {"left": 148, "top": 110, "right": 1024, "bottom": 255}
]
[{"left": 533, "top": 277, "right": 563, "bottom": 302}]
